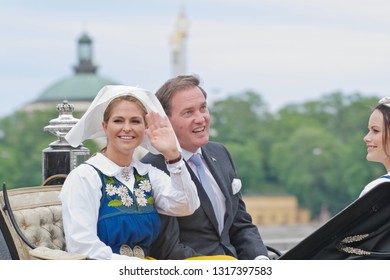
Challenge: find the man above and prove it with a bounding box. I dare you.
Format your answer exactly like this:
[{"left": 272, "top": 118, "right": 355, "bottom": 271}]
[{"left": 141, "top": 75, "right": 269, "bottom": 260}]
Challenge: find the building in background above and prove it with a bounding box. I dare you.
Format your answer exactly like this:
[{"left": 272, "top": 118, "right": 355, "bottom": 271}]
[
  {"left": 170, "top": 5, "right": 189, "bottom": 77},
  {"left": 24, "top": 32, "right": 119, "bottom": 114},
  {"left": 244, "top": 195, "right": 311, "bottom": 226},
  {"left": 25, "top": 6, "right": 190, "bottom": 113}
]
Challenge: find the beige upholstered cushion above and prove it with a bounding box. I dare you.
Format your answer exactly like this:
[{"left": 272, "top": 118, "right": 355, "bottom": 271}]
[
  {"left": 29, "top": 246, "right": 86, "bottom": 260},
  {"left": 0, "top": 185, "right": 86, "bottom": 260},
  {"left": 15, "top": 205, "right": 65, "bottom": 250}
]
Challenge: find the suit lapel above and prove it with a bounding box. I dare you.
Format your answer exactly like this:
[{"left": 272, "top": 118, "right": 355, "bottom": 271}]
[
  {"left": 186, "top": 157, "right": 222, "bottom": 233},
  {"left": 201, "top": 148, "right": 233, "bottom": 232}
]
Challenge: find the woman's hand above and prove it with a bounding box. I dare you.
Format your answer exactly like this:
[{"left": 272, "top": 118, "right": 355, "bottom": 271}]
[{"left": 145, "top": 112, "right": 180, "bottom": 160}]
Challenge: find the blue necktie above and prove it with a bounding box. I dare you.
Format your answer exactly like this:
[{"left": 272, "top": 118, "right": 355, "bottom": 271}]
[{"left": 189, "top": 153, "right": 222, "bottom": 232}]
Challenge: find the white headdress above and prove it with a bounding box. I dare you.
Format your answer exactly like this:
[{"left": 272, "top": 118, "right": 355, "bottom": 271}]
[
  {"left": 378, "top": 97, "right": 390, "bottom": 106},
  {"left": 65, "top": 85, "right": 180, "bottom": 154}
]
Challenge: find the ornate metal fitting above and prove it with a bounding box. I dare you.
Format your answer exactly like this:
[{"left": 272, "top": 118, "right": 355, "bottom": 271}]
[{"left": 44, "top": 100, "right": 79, "bottom": 143}]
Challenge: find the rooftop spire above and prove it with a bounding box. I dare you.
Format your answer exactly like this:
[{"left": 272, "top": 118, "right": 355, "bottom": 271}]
[
  {"left": 73, "top": 32, "right": 98, "bottom": 74},
  {"left": 170, "top": 4, "right": 189, "bottom": 77}
]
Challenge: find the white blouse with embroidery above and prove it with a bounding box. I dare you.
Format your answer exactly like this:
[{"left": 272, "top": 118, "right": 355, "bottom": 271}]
[{"left": 59, "top": 153, "right": 199, "bottom": 260}]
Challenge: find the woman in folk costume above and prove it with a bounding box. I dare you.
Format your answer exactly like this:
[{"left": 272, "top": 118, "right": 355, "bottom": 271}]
[
  {"left": 60, "top": 85, "right": 199, "bottom": 260},
  {"left": 360, "top": 97, "right": 390, "bottom": 197}
]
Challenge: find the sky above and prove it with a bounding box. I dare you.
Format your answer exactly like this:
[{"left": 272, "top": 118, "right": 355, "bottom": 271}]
[{"left": 1, "top": 0, "right": 390, "bottom": 118}]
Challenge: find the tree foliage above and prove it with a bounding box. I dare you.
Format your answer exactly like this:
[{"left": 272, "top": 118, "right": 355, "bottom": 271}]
[
  {"left": 210, "top": 91, "right": 382, "bottom": 217},
  {"left": 224, "top": 140, "right": 264, "bottom": 194}
]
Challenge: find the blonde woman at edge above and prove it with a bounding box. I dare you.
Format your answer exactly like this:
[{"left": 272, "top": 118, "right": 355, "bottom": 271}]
[{"left": 60, "top": 85, "right": 199, "bottom": 260}]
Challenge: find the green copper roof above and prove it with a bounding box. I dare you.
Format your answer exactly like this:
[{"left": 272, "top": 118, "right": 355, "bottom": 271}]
[{"left": 36, "top": 73, "right": 119, "bottom": 102}]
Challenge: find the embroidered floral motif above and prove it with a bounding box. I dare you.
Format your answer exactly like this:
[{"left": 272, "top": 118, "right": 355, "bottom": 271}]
[
  {"left": 137, "top": 197, "right": 148, "bottom": 206},
  {"left": 104, "top": 171, "right": 153, "bottom": 209},
  {"left": 134, "top": 189, "right": 145, "bottom": 198},
  {"left": 139, "top": 180, "right": 152, "bottom": 192},
  {"left": 117, "top": 186, "right": 128, "bottom": 197},
  {"left": 105, "top": 184, "right": 117, "bottom": 196},
  {"left": 121, "top": 195, "right": 134, "bottom": 207}
]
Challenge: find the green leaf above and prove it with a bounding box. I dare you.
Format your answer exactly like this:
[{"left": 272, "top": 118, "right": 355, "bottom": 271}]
[{"left": 108, "top": 199, "right": 122, "bottom": 207}]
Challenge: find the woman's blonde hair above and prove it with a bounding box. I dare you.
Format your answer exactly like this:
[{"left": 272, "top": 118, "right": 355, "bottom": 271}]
[{"left": 103, "top": 95, "right": 147, "bottom": 122}]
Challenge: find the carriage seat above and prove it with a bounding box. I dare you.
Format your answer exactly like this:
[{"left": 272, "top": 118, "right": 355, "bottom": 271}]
[{"left": 0, "top": 183, "right": 86, "bottom": 260}]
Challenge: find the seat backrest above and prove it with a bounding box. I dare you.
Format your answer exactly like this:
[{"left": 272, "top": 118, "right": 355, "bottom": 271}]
[{"left": 0, "top": 185, "right": 65, "bottom": 260}]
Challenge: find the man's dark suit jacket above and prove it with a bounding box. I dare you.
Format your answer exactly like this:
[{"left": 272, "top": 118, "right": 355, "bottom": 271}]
[{"left": 141, "top": 141, "right": 268, "bottom": 259}]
